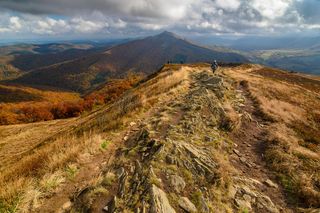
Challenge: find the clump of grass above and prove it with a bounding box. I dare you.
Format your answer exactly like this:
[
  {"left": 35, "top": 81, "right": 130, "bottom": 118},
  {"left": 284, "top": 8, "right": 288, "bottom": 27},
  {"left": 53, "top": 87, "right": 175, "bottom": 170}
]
[
  {"left": 65, "top": 164, "right": 79, "bottom": 180},
  {"left": 191, "top": 190, "right": 203, "bottom": 209},
  {"left": 238, "top": 207, "right": 249, "bottom": 213},
  {"left": 149, "top": 177, "right": 162, "bottom": 188},
  {"left": 100, "top": 140, "right": 111, "bottom": 150},
  {"left": 181, "top": 168, "right": 193, "bottom": 183},
  {"left": 40, "top": 171, "right": 65, "bottom": 193},
  {"left": 101, "top": 173, "right": 116, "bottom": 187},
  {"left": 87, "top": 186, "right": 109, "bottom": 200},
  {"left": 166, "top": 164, "right": 178, "bottom": 173}
]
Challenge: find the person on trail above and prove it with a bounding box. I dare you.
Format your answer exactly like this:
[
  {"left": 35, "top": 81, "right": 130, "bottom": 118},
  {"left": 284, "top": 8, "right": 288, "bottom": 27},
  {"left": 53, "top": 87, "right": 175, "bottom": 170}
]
[{"left": 211, "top": 60, "right": 218, "bottom": 73}]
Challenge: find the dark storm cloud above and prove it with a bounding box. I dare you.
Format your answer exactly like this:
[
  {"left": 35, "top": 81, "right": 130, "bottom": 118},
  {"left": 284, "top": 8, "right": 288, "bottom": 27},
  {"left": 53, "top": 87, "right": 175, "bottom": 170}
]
[{"left": 0, "top": 0, "right": 190, "bottom": 19}]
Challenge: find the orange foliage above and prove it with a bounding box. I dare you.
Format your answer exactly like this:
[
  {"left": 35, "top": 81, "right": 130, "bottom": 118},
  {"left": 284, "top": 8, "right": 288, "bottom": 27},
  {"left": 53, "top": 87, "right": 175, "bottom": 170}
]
[
  {"left": 0, "top": 73, "right": 143, "bottom": 125},
  {"left": 85, "top": 72, "right": 143, "bottom": 105}
]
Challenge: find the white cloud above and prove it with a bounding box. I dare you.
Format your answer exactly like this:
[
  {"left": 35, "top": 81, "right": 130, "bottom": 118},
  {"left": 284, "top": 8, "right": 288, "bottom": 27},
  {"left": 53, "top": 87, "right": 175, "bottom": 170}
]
[
  {"left": 71, "top": 17, "right": 108, "bottom": 33},
  {"left": 250, "top": 0, "right": 292, "bottom": 19},
  {"left": 0, "top": 16, "right": 22, "bottom": 33},
  {"left": 215, "top": 0, "right": 241, "bottom": 11},
  {"left": 9, "top": 16, "right": 22, "bottom": 31},
  {"left": 32, "top": 18, "right": 69, "bottom": 35}
]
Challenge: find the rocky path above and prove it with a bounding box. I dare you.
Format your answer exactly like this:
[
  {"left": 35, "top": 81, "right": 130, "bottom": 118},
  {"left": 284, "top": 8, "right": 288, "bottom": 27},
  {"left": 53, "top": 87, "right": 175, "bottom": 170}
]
[
  {"left": 228, "top": 77, "right": 293, "bottom": 212},
  {"left": 39, "top": 66, "right": 293, "bottom": 213}
]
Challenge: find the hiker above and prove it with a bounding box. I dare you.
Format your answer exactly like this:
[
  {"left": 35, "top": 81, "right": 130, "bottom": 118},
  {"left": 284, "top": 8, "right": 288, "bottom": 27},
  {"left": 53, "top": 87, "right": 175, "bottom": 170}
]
[{"left": 211, "top": 60, "right": 219, "bottom": 73}]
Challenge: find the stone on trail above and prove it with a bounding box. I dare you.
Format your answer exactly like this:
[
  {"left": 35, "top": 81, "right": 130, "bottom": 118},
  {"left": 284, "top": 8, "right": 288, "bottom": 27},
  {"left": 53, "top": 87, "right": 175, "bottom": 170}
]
[
  {"left": 178, "top": 197, "right": 197, "bottom": 213},
  {"left": 264, "top": 179, "right": 278, "bottom": 189},
  {"left": 233, "top": 149, "right": 241, "bottom": 157}
]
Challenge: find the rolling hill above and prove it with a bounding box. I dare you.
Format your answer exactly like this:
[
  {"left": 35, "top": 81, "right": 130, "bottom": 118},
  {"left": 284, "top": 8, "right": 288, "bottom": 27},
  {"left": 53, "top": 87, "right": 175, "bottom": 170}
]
[
  {"left": 11, "top": 31, "right": 249, "bottom": 92},
  {"left": 250, "top": 49, "right": 320, "bottom": 75},
  {"left": 0, "top": 63, "right": 319, "bottom": 212},
  {"left": 0, "top": 42, "right": 124, "bottom": 80}
]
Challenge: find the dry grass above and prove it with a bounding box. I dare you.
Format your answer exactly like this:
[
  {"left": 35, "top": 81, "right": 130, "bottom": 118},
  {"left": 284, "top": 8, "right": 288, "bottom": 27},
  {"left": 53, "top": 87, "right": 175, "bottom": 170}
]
[
  {"left": 225, "top": 65, "right": 320, "bottom": 208},
  {"left": 0, "top": 64, "right": 194, "bottom": 212}
]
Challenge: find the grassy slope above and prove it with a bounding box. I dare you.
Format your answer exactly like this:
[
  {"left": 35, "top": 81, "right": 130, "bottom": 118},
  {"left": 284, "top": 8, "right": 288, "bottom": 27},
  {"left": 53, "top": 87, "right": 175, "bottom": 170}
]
[
  {"left": 0, "top": 63, "right": 198, "bottom": 211},
  {"left": 0, "top": 64, "right": 319, "bottom": 212},
  {"left": 224, "top": 64, "right": 320, "bottom": 207}
]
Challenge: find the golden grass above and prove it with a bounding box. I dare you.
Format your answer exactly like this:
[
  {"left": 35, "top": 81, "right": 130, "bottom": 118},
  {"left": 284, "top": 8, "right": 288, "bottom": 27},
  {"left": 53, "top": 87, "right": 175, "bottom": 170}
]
[
  {"left": 224, "top": 65, "right": 320, "bottom": 208},
  {"left": 0, "top": 64, "right": 194, "bottom": 212}
]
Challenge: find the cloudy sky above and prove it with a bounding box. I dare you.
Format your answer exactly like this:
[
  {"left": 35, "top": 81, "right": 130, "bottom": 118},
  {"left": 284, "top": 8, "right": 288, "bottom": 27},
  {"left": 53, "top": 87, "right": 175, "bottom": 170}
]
[{"left": 0, "top": 0, "right": 319, "bottom": 41}]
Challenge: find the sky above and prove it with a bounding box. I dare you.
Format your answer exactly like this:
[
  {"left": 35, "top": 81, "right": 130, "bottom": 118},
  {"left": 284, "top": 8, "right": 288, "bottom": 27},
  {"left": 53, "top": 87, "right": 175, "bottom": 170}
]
[{"left": 0, "top": 0, "right": 320, "bottom": 41}]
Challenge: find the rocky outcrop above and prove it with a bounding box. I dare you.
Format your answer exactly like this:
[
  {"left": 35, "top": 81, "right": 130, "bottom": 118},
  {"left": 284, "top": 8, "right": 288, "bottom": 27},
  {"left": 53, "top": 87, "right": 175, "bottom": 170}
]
[
  {"left": 178, "top": 142, "right": 217, "bottom": 177},
  {"left": 233, "top": 177, "right": 279, "bottom": 213},
  {"left": 169, "top": 175, "right": 186, "bottom": 193},
  {"left": 178, "top": 197, "right": 197, "bottom": 213},
  {"left": 150, "top": 185, "right": 176, "bottom": 213}
]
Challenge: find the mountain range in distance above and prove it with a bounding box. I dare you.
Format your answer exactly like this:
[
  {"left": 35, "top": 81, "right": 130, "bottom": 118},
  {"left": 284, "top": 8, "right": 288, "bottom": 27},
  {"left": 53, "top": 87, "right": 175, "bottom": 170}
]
[
  {"left": 4, "top": 31, "right": 248, "bottom": 92},
  {"left": 1, "top": 31, "right": 320, "bottom": 94},
  {"left": 193, "top": 35, "right": 320, "bottom": 75}
]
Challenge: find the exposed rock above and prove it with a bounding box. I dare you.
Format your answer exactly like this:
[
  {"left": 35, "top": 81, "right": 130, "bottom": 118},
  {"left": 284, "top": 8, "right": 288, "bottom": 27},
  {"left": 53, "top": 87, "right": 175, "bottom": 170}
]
[
  {"left": 178, "top": 197, "right": 197, "bottom": 213},
  {"left": 228, "top": 185, "right": 237, "bottom": 199},
  {"left": 245, "top": 162, "right": 253, "bottom": 168},
  {"left": 233, "top": 149, "right": 241, "bottom": 157},
  {"left": 130, "top": 122, "right": 137, "bottom": 127},
  {"left": 169, "top": 175, "right": 186, "bottom": 193},
  {"left": 150, "top": 185, "right": 176, "bottom": 213},
  {"left": 240, "top": 186, "right": 257, "bottom": 198},
  {"left": 256, "top": 195, "right": 279, "bottom": 213},
  {"left": 166, "top": 155, "right": 176, "bottom": 165},
  {"left": 264, "top": 179, "right": 278, "bottom": 189},
  {"left": 115, "top": 167, "right": 125, "bottom": 178},
  {"left": 61, "top": 200, "right": 72, "bottom": 210},
  {"left": 180, "top": 142, "right": 217, "bottom": 175},
  {"left": 240, "top": 157, "right": 247, "bottom": 163},
  {"left": 118, "top": 171, "right": 127, "bottom": 198},
  {"left": 103, "top": 196, "right": 118, "bottom": 213},
  {"left": 198, "top": 194, "right": 210, "bottom": 213},
  {"left": 235, "top": 198, "right": 252, "bottom": 210},
  {"left": 243, "top": 194, "right": 252, "bottom": 202}
]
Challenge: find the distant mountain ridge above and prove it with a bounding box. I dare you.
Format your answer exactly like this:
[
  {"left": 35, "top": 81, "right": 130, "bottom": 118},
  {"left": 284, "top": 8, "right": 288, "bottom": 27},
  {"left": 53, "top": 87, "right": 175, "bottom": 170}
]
[{"left": 11, "top": 31, "right": 249, "bottom": 92}]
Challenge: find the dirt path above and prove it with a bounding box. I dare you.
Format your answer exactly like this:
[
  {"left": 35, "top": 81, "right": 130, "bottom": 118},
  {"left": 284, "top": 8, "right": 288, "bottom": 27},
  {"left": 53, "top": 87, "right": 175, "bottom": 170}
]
[{"left": 228, "top": 82, "right": 293, "bottom": 212}]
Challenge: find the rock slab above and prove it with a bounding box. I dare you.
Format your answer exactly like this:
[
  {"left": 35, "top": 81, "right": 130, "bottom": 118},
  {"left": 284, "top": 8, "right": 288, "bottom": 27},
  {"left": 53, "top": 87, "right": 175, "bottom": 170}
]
[{"left": 150, "top": 185, "right": 176, "bottom": 213}]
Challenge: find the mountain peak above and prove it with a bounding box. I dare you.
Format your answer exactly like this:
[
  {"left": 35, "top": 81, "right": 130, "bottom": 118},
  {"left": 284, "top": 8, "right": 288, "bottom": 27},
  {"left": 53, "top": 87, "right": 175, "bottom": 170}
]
[{"left": 156, "top": 31, "right": 181, "bottom": 39}]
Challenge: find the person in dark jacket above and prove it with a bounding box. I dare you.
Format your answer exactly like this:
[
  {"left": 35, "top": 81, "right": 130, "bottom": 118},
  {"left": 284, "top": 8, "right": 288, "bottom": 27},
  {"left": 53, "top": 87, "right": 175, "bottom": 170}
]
[{"left": 211, "top": 60, "right": 218, "bottom": 73}]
